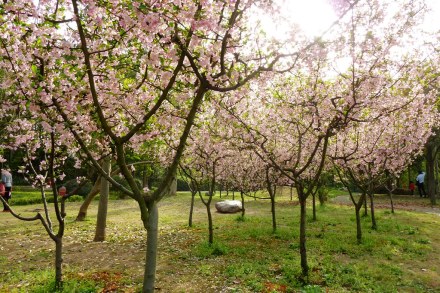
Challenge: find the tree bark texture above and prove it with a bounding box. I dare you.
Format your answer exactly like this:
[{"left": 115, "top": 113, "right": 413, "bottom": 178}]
[
  {"left": 188, "top": 191, "right": 196, "bottom": 227},
  {"left": 169, "top": 176, "right": 177, "bottom": 196},
  {"left": 351, "top": 192, "right": 365, "bottom": 243},
  {"left": 369, "top": 193, "right": 377, "bottom": 230},
  {"left": 355, "top": 207, "right": 362, "bottom": 243},
  {"left": 143, "top": 202, "right": 159, "bottom": 293},
  {"left": 265, "top": 170, "right": 277, "bottom": 233},
  {"left": 426, "top": 141, "right": 437, "bottom": 205},
  {"left": 94, "top": 158, "right": 111, "bottom": 242},
  {"left": 76, "top": 176, "right": 101, "bottom": 221},
  {"left": 269, "top": 187, "right": 277, "bottom": 233},
  {"left": 55, "top": 237, "right": 63, "bottom": 288},
  {"left": 143, "top": 166, "right": 149, "bottom": 188},
  {"left": 299, "top": 193, "right": 308, "bottom": 277},
  {"left": 436, "top": 158, "right": 440, "bottom": 196},
  {"left": 240, "top": 191, "right": 245, "bottom": 218},
  {"left": 207, "top": 202, "right": 213, "bottom": 244},
  {"left": 388, "top": 191, "right": 395, "bottom": 214},
  {"left": 363, "top": 194, "right": 368, "bottom": 217}
]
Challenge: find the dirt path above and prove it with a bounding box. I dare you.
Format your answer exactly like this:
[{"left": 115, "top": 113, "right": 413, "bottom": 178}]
[{"left": 331, "top": 195, "right": 440, "bottom": 215}]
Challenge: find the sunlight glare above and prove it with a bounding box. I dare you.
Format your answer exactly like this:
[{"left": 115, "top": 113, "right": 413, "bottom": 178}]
[{"left": 282, "top": 0, "right": 338, "bottom": 37}]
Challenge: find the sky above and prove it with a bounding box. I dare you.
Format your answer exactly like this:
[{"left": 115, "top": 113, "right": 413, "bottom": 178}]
[
  {"left": 256, "top": 0, "right": 440, "bottom": 78},
  {"left": 32, "top": 0, "right": 440, "bottom": 36},
  {"left": 422, "top": 0, "right": 440, "bottom": 32},
  {"left": 281, "top": 0, "right": 337, "bottom": 37},
  {"left": 287, "top": 0, "right": 440, "bottom": 36}
]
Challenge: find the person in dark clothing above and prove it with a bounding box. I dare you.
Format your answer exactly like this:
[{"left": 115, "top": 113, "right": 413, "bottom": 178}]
[
  {"left": 1, "top": 168, "right": 12, "bottom": 211},
  {"left": 416, "top": 171, "right": 427, "bottom": 198}
]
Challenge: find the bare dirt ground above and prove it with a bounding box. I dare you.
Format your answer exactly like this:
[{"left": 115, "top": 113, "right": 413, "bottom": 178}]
[
  {"left": 1, "top": 195, "right": 439, "bottom": 292},
  {"left": 0, "top": 199, "right": 227, "bottom": 292}
]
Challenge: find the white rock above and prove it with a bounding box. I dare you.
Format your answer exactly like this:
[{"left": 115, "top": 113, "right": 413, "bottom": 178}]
[{"left": 215, "top": 200, "right": 242, "bottom": 213}]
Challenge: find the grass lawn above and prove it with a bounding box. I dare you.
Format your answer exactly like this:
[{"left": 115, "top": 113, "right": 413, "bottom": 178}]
[{"left": 0, "top": 188, "right": 439, "bottom": 292}]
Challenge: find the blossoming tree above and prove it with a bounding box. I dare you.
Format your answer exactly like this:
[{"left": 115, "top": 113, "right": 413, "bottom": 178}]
[
  {"left": 0, "top": 112, "right": 81, "bottom": 287},
  {"left": 216, "top": 0, "right": 435, "bottom": 278},
  {"left": 330, "top": 93, "right": 438, "bottom": 241},
  {"left": 0, "top": 1, "right": 299, "bottom": 291}
]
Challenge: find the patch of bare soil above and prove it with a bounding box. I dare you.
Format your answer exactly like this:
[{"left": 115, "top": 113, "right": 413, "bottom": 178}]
[
  {"left": 0, "top": 202, "right": 227, "bottom": 292},
  {"left": 2, "top": 196, "right": 439, "bottom": 292},
  {"left": 0, "top": 227, "right": 207, "bottom": 292}
]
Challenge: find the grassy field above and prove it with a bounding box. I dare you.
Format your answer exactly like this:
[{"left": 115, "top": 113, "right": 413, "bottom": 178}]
[{"left": 0, "top": 188, "right": 439, "bottom": 292}]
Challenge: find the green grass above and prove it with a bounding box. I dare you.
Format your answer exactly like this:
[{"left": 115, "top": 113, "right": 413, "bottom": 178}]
[
  {"left": 1, "top": 189, "right": 439, "bottom": 292},
  {"left": 327, "top": 187, "right": 353, "bottom": 199},
  {"left": 9, "top": 186, "right": 120, "bottom": 206},
  {"left": 194, "top": 241, "right": 229, "bottom": 258}
]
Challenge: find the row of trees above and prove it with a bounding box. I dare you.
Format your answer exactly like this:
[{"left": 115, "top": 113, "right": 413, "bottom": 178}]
[
  {"left": 176, "top": 71, "right": 437, "bottom": 278},
  {"left": 0, "top": 0, "right": 439, "bottom": 291}
]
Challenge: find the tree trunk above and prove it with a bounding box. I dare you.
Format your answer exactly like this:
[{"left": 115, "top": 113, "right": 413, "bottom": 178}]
[
  {"left": 355, "top": 205, "right": 362, "bottom": 244},
  {"left": 436, "top": 158, "right": 440, "bottom": 196},
  {"left": 270, "top": 189, "right": 276, "bottom": 233},
  {"left": 298, "top": 191, "right": 308, "bottom": 277},
  {"left": 290, "top": 185, "right": 293, "bottom": 201},
  {"left": 188, "top": 191, "right": 196, "bottom": 227},
  {"left": 143, "top": 202, "right": 159, "bottom": 293},
  {"left": 426, "top": 141, "right": 436, "bottom": 205},
  {"left": 169, "top": 176, "right": 177, "bottom": 196},
  {"left": 143, "top": 165, "right": 149, "bottom": 188},
  {"left": 386, "top": 173, "right": 395, "bottom": 214},
  {"left": 312, "top": 193, "right": 316, "bottom": 221},
  {"left": 265, "top": 170, "right": 277, "bottom": 233},
  {"left": 240, "top": 191, "right": 245, "bottom": 218},
  {"left": 388, "top": 191, "right": 395, "bottom": 214},
  {"left": 55, "top": 237, "right": 63, "bottom": 289},
  {"left": 349, "top": 191, "right": 366, "bottom": 243},
  {"left": 270, "top": 197, "right": 276, "bottom": 233},
  {"left": 94, "top": 158, "right": 111, "bottom": 242},
  {"left": 369, "top": 193, "right": 377, "bottom": 230},
  {"left": 76, "top": 176, "right": 101, "bottom": 221},
  {"left": 363, "top": 194, "right": 368, "bottom": 217},
  {"left": 207, "top": 202, "right": 213, "bottom": 244}
]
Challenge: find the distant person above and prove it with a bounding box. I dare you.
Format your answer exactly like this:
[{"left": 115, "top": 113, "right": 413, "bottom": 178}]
[
  {"left": 1, "top": 168, "right": 13, "bottom": 212},
  {"left": 409, "top": 181, "right": 415, "bottom": 196},
  {"left": 0, "top": 180, "right": 6, "bottom": 210},
  {"left": 416, "top": 170, "right": 427, "bottom": 198}
]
